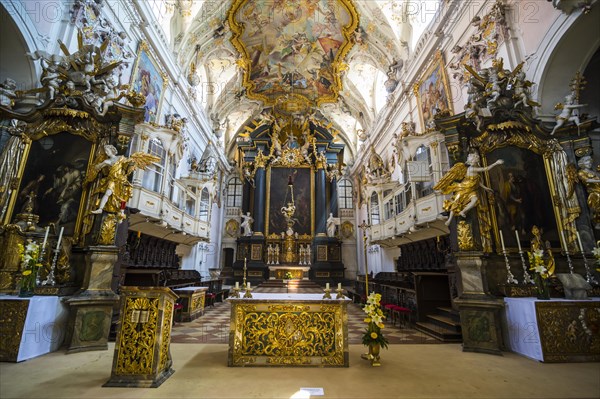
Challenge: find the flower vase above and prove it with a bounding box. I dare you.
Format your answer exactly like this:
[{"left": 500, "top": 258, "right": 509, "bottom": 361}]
[
  {"left": 18, "top": 275, "right": 35, "bottom": 298},
  {"left": 534, "top": 273, "right": 550, "bottom": 300},
  {"left": 369, "top": 343, "right": 381, "bottom": 366}
]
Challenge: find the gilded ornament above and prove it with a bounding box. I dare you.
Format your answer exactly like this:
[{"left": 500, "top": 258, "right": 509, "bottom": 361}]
[
  {"left": 225, "top": 219, "right": 240, "bottom": 237},
  {"left": 457, "top": 221, "right": 475, "bottom": 251},
  {"left": 0, "top": 300, "right": 28, "bottom": 361},
  {"left": 98, "top": 213, "right": 121, "bottom": 245}
]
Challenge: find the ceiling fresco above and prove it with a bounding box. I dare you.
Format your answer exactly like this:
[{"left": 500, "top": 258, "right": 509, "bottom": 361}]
[{"left": 227, "top": 0, "right": 359, "bottom": 108}]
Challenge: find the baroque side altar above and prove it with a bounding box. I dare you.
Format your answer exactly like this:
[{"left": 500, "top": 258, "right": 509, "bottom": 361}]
[{"left": 228, "top": 293, "right": 350, "bottom": 367}]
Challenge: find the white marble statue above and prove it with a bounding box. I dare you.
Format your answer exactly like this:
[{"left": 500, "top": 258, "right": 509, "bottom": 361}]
[
  {"left": 326, "top": 213, "right": 340, "bottom": 237},
  {"left": 240, "top": 211, "right": 254, "bottom": 236}
]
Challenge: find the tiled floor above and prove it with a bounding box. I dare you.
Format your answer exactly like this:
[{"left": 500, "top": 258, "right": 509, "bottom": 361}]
[{"left": 171, "top": 286, "right": 440, "bottom": 345}]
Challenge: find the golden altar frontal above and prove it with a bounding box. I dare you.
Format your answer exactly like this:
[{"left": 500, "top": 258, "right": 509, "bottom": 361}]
[{"left": 228, "top": 293, "right": 350, "bottom": 367}]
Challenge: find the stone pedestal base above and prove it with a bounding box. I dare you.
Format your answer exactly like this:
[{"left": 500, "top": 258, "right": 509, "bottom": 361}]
[
  {"left": 455, "top": 296, "right": 504, "bottom": 356},
  {"left": 455, "top": 251, "right": 504, "bottom": 355},
  {"left": 64, "top": 246, "right": 119, "bottom": 353},
  {"left": 64, "top": 294, "right": 118, "bottom": 353}
]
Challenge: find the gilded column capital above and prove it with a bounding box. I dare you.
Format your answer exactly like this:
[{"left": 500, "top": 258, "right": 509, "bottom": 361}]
[{"left": 254, "top": 149, "right": 270, "bottom": 169}]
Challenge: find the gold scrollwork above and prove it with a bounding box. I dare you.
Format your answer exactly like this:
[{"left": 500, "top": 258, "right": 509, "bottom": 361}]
[
  {"left": 115, "top": 297, "right": 159, "bottom": 375},
  {"left": 0, "top": 300, "right": 28, "bottom": 361},
  {"left": 457, "top": 221, "right": 475, "bottom": 251},
  {"left": 159, "top": 299, "right": 173, "bottom": 372}
]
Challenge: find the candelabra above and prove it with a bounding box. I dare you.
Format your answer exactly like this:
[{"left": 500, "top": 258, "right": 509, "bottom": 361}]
[
  {"left": 564, "top": 247, "right": 575, "bottom": 274},
  {"left": 359, "top": 220, "right": 371, "bottom": 297},
  {"left": 335, "top": 287, "right": 344, "bottom": 299},
  {"left": 581, "top": 251, "right": 598, "bottom": 285},
  {"left": 43, "top": 248, "right": 60, "bottom": 286},
  {"left": 502, "top": 249, "right": 518, "bottom": 285},
  {"left": 322, "top": 287, "right": 332, "bottom": 299},
  {"left": 518, "top": 249, "right": 535, "bottom": 285},
  {"left": 243, "top": 257, "right": 247, "bottom": 289}
]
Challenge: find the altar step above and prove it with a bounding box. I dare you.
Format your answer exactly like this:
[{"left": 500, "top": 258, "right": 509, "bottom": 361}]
[{"left": 415, "top": 307, "right": 463, "bottom": 343}]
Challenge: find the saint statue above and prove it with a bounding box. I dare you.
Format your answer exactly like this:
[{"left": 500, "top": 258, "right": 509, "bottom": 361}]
[
  {"left": 326, "top": 213, "right": 340, "bottom": 237},
  {"left": 240, "top": 211, "right": 254, "bottom": 236},
  {"left": 576, "top": 155, "right": 600, "bottom": 227},
  {"left": 434, "top": 151, "right": 504, "bottom": 226}
]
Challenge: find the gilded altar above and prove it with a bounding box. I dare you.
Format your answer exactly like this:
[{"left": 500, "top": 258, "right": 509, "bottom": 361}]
[{"left": 228, "top": 293, "right": 350, "bottom": 367}]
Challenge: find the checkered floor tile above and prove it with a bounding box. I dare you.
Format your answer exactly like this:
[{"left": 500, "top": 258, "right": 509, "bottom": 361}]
[{"left": 171, "top": 286, "right": 441, "bottom": 345}]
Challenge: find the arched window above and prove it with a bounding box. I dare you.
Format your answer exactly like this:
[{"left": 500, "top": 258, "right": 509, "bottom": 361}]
[
  {"left": 227, "top": 177, "right": 243, "bottom": 208},
  {"left": 142, "top": 138, "right": 166, "bottom": 193},
  {"left": 415, "top": 145, "right": 433, "bottom": 198},
  {"left": 338, "top": 179, "right": 353, "bottom": 209},
  {"left": 199, "top": 188, "right": 210, "bottom": 221},
  {"left": 370, "top": 192, "right": 380, "bottom": 225}
]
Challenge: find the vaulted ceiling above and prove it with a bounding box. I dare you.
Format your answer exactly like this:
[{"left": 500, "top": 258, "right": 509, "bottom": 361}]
[{"left": 169, "top": 0, "right": 421, "bottom": 162}]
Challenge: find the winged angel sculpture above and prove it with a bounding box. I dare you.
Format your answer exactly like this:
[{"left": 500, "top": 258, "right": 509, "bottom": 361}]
[
  {"left": 85, "top": 144, "right": 159, "bottom": 214},
  {"left": 434, "top": 152, "right": 503, "bottom": 226}
]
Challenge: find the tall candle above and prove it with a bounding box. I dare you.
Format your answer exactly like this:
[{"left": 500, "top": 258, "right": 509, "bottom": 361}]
[
  {"left": 499, "top": 230, "right": 506, "bottom": 253},
  {"left": 561, "top": 230, "right": 568, "bottom": 251},
  {"left": 514, "top": 230, "right": 522, "bottom": 252},
  {"left": 338, "top": 283, "right": 342, "bottom": 290},
  {"left": 326, "top": 283, "right": 330, "bottom": 290},
  {"left": 55, "top": 227, "right": 64, "bottom": 252},
  {"left": 576, "top": 231, "right": 585, "bottom": 253},
  {"left": 247, "top": 282, "right": 251, "bottom": 289},
  {"left": 41, "top": 226, "right": 49, "bottom": 249},
  {"left": 235, "top": 281, "right": 239, "bottom": 289}
]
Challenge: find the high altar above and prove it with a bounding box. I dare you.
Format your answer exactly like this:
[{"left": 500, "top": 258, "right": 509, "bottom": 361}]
[
  {"left": 228, "top": 293, "right": 350, "bottom": 367},
  {"left": 232, "top": 105, "right": 346, "bottom": 284}
]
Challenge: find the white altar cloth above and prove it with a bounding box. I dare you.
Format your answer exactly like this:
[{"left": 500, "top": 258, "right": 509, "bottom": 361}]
[
  {"left": 503, "top": 297, "right": 600, "bottom": 361},
  {"left": 234, "top": 293, "right": 350, "bottom": 301},
  {"left": 0, "top": 295, "right": 69, "bottom": 362}
]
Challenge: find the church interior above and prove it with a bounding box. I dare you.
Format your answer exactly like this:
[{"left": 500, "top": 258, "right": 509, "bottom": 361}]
[{"left": 0, "top": 0, "right": 599, "bottom": 397}]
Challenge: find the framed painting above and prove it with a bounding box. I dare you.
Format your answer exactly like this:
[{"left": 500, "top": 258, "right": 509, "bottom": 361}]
[
  {"left": 11, "top": 132, "right": 94, "bottom": 237},
  {"left": 414, "top": 51, "right": 453, "bottom": 129},
  {"left": 266, "top": 167, "right": 313, "bottom": 236},
  {"left": 130, "top": 41, "right": 168, "bottom": 123},
  {"left": 485, "top": 147, "right": 558, "bottom": 250}
]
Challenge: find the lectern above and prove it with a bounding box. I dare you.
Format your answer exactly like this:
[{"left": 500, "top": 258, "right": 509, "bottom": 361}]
[{"left": 104, "top": 286, "right": 178, "bottom": 388}]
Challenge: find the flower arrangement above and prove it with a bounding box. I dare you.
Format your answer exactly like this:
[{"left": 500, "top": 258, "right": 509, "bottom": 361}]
[
  {"left": 17, "top": 239, "right": 42, "bottom": 297},
  {"left": 361, "top": 292, "right": 388, "bottom": 349},
  {"left": 528, "top": 249, "right": 551, "bottom": 300},
  {"left": 284, "top": 271, "right": 293, "bottom": 280}
]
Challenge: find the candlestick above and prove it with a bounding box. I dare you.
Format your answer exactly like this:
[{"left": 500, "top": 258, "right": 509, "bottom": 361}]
[
  {"left": 515, "top": 230, "right": 522, "bottom": 252},
  {"left": 499, "top": 230, "right": 506, "bottom": 253},
  {"left": 42, "top": 226, "right": 49, "bottom": 249},
  {"left": 561, "top": 230, "right": 574, "bottom": 274}
]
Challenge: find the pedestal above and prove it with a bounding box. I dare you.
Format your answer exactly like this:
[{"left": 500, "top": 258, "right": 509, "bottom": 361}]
[
  {"left": 173, "top": 286, "right": 207, "bottom": 321},
  {"left": 64, "top": 246, "right": 119, "bottom": 353},
  {"left": 455, "top": 252, "right": 504, "bottom": 355},
  {"left": 104, "top": 286, "right": 178, "bottom": 388}
]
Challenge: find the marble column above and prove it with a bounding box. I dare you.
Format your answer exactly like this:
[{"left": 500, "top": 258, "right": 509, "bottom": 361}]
[
  {"left": 253, "top": 166, "right": 266, "bottom": 235},
  {"left": 329, "top": 176, "right": 338, "bottom": 217},
  {"left": 316, "top": 166, "right": 327, "bottom": 236}
]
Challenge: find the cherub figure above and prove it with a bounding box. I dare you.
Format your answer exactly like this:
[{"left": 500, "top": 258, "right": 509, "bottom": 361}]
[
  {"left": 86, "top": 144, "right": 159, "bottom": 214},
  {"left": 434, "top": 151, "right": 504, "bottom": 226},
  {"left": 551, "top": 93, "right": 586, "bottom": 135}
]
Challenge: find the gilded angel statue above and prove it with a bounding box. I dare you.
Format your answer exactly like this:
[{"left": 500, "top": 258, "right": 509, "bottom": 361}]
[
  {"left": 85, "top": 144, "right": 159, "bottom": 214},
  {"left": 434, "top": 151, "right": 504, "bottom": 226}
]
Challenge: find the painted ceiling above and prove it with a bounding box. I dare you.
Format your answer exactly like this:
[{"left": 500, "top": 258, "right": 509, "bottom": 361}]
[
  {"left": 166, "top": 0, "right": 430, "bottom": 161},
  {"left": 228, "top": 0, "right": 358, "bottom": 108}
]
